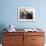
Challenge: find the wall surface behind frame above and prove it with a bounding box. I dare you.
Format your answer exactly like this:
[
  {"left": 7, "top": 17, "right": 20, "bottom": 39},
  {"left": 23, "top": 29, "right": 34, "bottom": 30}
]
[{"left": 0, "top": 0, "right": 46, "bottom": 30}]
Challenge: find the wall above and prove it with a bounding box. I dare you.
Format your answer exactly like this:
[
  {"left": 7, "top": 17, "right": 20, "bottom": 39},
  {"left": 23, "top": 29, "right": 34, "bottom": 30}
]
[{"left": 0, "top": 0, "right": 46, "bottom": 43}]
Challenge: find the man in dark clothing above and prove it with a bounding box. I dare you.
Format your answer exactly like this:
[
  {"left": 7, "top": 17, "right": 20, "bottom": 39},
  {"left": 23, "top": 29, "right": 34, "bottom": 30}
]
[{"left": 26, "top": 11, "right": 33, "bottom": 19}]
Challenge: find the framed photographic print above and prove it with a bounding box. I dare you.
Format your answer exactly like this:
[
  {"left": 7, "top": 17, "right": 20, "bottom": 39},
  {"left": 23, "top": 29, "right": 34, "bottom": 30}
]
[{"left": 17, "top": 7, "right": 35, "bottom": 21}]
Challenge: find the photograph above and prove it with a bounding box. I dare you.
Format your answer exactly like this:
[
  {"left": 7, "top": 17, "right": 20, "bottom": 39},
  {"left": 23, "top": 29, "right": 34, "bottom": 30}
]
[{"left": 18, "top": 7, "right": 35, "bottom": 21}]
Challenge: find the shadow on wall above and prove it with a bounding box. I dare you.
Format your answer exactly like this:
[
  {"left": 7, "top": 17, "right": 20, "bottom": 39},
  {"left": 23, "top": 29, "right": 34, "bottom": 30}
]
[{"left": 0, "top": 24, "right": 7, "bottom": 43}]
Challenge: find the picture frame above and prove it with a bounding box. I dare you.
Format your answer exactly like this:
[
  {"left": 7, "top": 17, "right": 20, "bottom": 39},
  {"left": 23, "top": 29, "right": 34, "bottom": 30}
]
[{"left": 17, "top": 7, "right": 35, "bottom": 21}]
